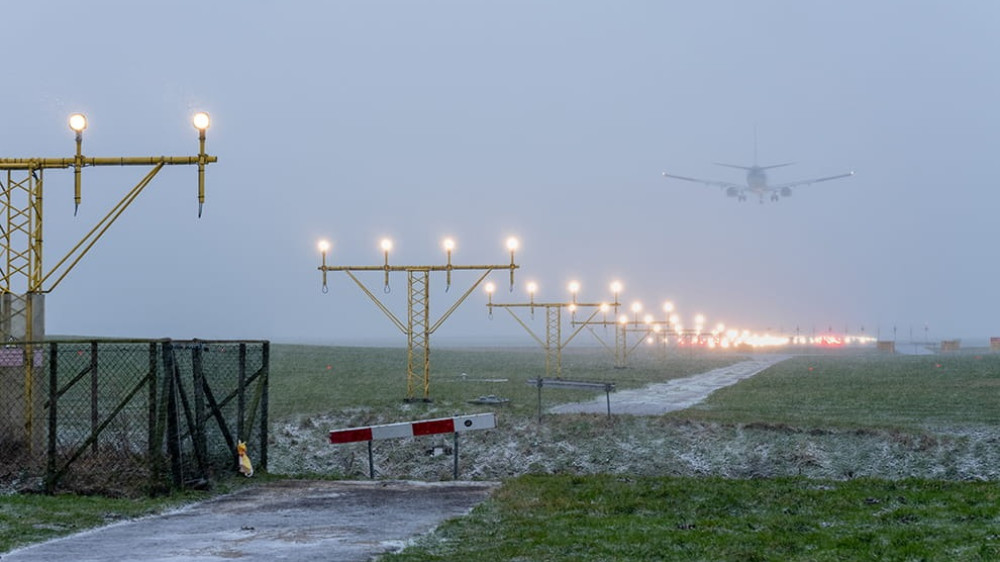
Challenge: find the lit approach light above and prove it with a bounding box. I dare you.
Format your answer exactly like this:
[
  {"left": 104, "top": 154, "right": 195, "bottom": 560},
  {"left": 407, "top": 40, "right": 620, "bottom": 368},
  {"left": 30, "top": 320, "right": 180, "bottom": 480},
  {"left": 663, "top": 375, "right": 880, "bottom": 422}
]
[
  {"left": 443, "top": 238, "right": 455, "bottom": 290},
  {"left": 631, "top": 301, "right": 642, "bottom": 323},
  {"left": 318, "top": 240, "right": 331, "bottom": 291},
  {"left": 610, "top": 281, "right": 622, "bottom": 307},
  {"left": 69, "top": 114, "right": 88, "bottom": 215},
  {"left": 192, "top": 112, "right": 211, "bottom": 131},
  {"left": 663, "top": 301, "right": 674, "bottom": 314},
  {"left": 568, "top": 280, "right": 580, "bottom": 302},
  {"left": 192, "top": 112, "right": 211, "bottom": 217},
  {"left": 506, "top": 237, "right": 519, "bottom": 291},
  {"left": 68, "top": 113, "right": 87, "bottom": 132},
  {"left": 484, "top": 281, "right": 496, "bottom": 308},
  {"left": 380, "top": 238, "right": 393, "bottom": 291}
]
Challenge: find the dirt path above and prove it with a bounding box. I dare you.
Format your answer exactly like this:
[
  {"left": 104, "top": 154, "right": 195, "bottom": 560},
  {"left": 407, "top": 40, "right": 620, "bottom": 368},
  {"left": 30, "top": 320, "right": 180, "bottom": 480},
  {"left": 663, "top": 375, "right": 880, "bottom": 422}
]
[
  {"left": 2, "top": 480, "right": 498, "bottom": 562},
  {"left": 549, "top": 354, "right": 790, "bottom": 415}
]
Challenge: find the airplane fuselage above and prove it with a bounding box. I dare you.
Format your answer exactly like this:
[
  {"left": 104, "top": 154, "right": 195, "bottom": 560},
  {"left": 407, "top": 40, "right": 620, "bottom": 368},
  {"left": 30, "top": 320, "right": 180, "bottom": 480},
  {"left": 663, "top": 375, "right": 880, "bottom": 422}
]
[{"left": 746, "top": 167, "right": 768, "bottom": 191}]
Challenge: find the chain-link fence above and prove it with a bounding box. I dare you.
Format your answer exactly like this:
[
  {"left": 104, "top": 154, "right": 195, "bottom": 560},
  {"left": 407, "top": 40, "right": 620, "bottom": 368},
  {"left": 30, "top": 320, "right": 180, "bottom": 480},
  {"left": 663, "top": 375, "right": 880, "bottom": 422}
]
[{"left": 0, "top": 339, "right": 268, "bottom": 496}]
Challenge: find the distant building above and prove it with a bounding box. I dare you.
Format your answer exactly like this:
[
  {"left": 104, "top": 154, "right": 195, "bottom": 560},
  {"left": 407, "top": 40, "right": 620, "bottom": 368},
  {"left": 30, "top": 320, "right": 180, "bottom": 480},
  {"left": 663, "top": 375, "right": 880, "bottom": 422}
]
[
  {"left": 940, "top": 340, "right": 961, "bottom": 352},
  {"left": 876, "top": 341, "right": 895, "bottom": 353}
]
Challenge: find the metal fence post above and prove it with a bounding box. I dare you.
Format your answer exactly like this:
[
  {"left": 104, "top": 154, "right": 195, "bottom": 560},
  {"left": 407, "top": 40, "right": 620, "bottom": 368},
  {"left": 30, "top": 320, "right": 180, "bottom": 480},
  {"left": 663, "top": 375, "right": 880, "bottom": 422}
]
[
  {"left": 260, "top": 342, "right": 269, "bottom": 472},
  {"left": 44, "top": 342, "right": 58, "bottom": 494},
  {"left": 147, "top": 341, "right": 159, "bottom": 491},
  {"left": 161, "top": 341, "right": 182, "bottom": 488},
  {"left": 237, "top": 343, "right": 246, "bottom": 445},
  {"left": 192, "top": 342, "right": 208, "bottom": 477},
  {"left": 90, "top": 341, "right": 98, "bottom": 454},
  {"left": 453, "top": 431, "right": 459, "bottom": 480}
]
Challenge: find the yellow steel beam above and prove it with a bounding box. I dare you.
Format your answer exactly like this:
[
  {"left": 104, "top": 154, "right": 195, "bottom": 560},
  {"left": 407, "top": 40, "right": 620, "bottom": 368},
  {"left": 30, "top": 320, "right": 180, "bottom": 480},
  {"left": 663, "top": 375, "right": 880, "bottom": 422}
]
[{"left": 0, "top": 155, "right": 217, "bottom": 169}]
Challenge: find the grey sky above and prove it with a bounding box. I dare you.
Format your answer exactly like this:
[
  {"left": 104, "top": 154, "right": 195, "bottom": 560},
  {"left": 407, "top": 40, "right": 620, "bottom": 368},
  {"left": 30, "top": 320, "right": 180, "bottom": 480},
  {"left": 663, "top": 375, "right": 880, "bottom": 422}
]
[{"left": 3, "top": 1, "right": 997, "bottom": 345}]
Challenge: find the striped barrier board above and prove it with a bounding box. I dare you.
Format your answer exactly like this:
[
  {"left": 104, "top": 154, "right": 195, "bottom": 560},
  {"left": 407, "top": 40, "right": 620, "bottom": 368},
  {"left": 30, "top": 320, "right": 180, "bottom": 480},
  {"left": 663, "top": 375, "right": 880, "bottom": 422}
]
[{"left": 329, "top": 413, "right": 496, "bottom": 444}]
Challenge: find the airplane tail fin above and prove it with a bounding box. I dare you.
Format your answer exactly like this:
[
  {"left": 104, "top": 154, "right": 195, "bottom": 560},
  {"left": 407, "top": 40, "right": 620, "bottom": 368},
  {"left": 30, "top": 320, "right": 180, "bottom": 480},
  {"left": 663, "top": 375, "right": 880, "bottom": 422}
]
[{"left": 750, "top": 126, "right": 795, "bottom": 170}]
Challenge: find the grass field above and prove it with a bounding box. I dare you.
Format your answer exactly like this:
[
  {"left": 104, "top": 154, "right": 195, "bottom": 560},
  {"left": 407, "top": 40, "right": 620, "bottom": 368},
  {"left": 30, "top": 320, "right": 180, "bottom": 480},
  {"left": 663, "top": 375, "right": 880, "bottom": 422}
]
[
  {"left": 5, "top": 344, "right": 1000, "bottom": 559},
  {"left": 266, "top": 343, "right": 742, "bottom": 420},
  {"left": 0, "top": 487, "right": 219, "bottom": 553},
  {"left": 385, "top": 474, "right": 1000, "bottom": 561},
  {"left": 261, "top": 344, "right": 1000, "bottom": 559},
  {"left": 677, "top": 353, "right": 1000, "bottom": 431}
]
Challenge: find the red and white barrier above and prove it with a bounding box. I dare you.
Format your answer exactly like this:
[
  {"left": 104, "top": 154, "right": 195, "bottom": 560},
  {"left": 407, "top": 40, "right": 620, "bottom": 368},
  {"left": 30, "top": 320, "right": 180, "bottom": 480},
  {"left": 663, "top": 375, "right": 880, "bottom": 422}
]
[{"left": 329, "top": 413, "right": 496, "bottom": 444}]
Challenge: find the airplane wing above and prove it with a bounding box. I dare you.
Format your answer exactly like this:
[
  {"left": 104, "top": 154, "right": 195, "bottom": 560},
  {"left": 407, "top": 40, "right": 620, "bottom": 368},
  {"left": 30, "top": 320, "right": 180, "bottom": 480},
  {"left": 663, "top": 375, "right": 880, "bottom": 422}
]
[
  {"left": 661, "top": 172, "right": 741, "bottom": 190},
  {"left": 769, "top": 171, "right": 854, "bottom": 191}
]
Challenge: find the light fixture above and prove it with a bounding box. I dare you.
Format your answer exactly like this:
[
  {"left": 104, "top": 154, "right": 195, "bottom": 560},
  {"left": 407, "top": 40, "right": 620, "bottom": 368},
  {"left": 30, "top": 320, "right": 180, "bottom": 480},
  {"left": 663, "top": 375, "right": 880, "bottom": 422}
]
[
  {"left": 68, "top": 113, "right": 87, "bottom": 132},
  {"left": 192, "top": 112, "right": 211, "bottom": 131}
]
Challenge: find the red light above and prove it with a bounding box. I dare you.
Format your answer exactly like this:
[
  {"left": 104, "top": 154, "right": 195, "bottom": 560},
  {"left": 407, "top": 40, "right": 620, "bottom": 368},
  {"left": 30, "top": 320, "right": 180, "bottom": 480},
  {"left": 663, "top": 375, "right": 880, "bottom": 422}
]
[{"left": 817, "top": 335, "right": 844, "bottom": 347}]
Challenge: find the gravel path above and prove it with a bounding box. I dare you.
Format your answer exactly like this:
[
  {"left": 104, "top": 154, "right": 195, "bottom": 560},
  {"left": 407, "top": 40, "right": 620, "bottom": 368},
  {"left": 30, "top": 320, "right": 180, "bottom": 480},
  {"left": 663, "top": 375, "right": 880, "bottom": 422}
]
[{"left": 549, "top": 354, "right": 790, "bottom": 415}]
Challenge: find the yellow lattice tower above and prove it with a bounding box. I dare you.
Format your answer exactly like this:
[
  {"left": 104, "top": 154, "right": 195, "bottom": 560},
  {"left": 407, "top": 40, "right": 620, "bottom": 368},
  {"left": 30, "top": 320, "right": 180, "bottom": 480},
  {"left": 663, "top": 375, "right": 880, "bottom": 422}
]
[
  {"left": 485, "top": 280, "right": 619, "bottom": 379},
  {"left": 0, "top": 112, "right": 216, "bottom": 450},
  {"left": 318, "top": 237, "right": 519, "bottom": 401}
]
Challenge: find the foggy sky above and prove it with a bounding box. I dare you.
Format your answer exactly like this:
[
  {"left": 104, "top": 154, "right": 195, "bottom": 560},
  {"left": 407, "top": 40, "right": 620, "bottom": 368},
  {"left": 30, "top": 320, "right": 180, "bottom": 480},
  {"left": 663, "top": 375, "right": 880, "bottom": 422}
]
[{"left": 2, "top": 1, "right": 997, "bottom": 345}]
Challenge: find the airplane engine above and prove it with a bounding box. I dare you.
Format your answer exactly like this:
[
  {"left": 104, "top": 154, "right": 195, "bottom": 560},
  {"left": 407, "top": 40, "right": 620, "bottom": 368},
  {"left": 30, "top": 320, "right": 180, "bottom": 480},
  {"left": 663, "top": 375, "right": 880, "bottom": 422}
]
[
  {"left": 725, "top": 187, "right": 739, "bottom": 198},
  {"left": 780, "top": 187, "right": 793, "bottom": 197}
]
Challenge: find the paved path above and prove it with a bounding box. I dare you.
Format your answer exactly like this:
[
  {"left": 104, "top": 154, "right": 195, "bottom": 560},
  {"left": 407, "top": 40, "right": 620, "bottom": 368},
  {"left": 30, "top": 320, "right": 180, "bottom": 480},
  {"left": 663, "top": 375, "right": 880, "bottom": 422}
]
[
  {"left": 3, "top": 480, "right": 498, "bottom": 562},
  {"left": 549, "top": 355, "right": 790, "bottom": 415}
]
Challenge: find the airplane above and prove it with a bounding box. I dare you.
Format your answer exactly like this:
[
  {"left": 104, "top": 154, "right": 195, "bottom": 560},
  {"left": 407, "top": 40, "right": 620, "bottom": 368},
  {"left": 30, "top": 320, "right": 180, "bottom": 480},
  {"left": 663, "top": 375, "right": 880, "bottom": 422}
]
[{"left": 661, "top": 134, "right": 854, "bottom": 203}]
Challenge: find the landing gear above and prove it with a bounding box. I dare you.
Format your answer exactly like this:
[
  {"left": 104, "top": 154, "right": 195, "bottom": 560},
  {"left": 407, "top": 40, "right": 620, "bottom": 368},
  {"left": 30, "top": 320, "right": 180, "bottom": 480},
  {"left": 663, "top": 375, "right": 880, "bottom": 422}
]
[{"left": 770, "top": 194, "right": 780, "bottom": 202}]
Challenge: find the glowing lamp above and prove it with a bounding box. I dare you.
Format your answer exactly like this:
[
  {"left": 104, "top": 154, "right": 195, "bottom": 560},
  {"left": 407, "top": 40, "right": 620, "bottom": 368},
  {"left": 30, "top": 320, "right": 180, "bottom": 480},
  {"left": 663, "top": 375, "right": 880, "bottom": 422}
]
[
  {"left": 68, "top": 113, "right": 88, "bottom": 132},
  {"left": 192, "top": 112, "right": 211, "bottom": 131}
]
